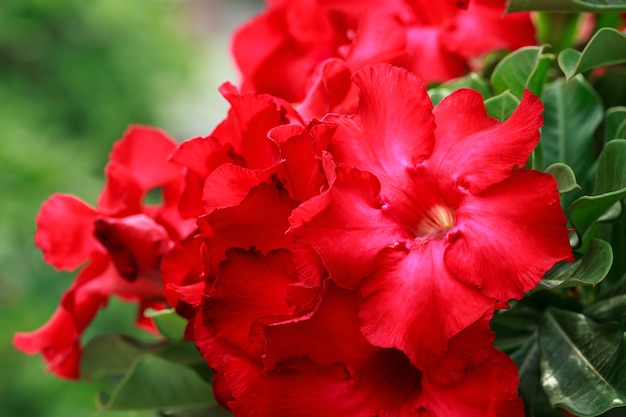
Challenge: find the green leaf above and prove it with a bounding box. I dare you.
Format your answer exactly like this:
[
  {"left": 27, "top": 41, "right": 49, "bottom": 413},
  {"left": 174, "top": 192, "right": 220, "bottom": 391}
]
[
  {"left": 510, "top": 332, "right": 574, "bottom": 416},
  {"left": 427, "top": 73, "right": 491, "bottom": 105},
  {"left": 539, "top": 308, "right": 626, "bottom": 416},
  {"left": 570, "top": 189, "right": 626, "bottom": 239},
  {"left": 484, "top": 91, "right": 520, "bottom": 121},
  {"left": 160, "top": 405, "right": 234, "bottom": 417},
  {"left": 594, "top": 139, "right": 626, "bottom": 194},
  {"left": 491, "top": 47, "right": 552, "bottom": 98},
  {"left": 570, "top": 140, "right": 626, "bottom": 239},
  {"left": 540, "top": 238, "right": 613, "bottom": 289},
  {"left": 545, "top": 163, "right": 581, "bottom": 193},
  {"left": 82, "top": 334, "right": 163, "bottom": 380},
  {"left": 146, "top": 308, "right": 188, "bottom": 342},
  {"left": 97, "top": 355, "right": 215, "bottom": 412},
  {"left": 605, "top": 107, "right": 626, "bottom": 142},
  {"left": 585, "top": 294, "right": 626, "bottom": 324},
  {"left": 493, "top": 306, "right": 543, "bottom": 353},
  {"left": 540, "top": 76, "right": 603, "bottom": 177},
  {"left": 507, "top": 0, "right": 626, "bottom": 12},
  {"left": 558, "top": 28, "right": 626, "bottom": 79}
]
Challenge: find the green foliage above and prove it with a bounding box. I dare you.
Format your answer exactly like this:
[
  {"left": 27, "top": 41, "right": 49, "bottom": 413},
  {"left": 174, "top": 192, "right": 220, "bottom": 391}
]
[
  {"left": 540, "top": 76, "right": 603, "bottom": 179},
  {"left": 558, "top": 28, "right": 626, "bottom": 79},
  {"left": 485, "top": 91, "right": 520, "bottom": 121},
  {"left": 490, "top": 46, "right": 552, "bottom": 98},
  {"left": 541, "top": 238, "right": 613, "bottom": 289},
  {"left": 545, "top": 163, "right": 581, "bottom": 194},
  {"left": 507, "top": 0, "right": 626, "bottom": 12},
  {"left": 0, "top": 1, "right": 203, "bottom": 417},
  {"left": 539, "top": 309, "right": 626, "bottom": 416},
  {"left": 427, "top": 73, "right": 492, "bottom": 105}
]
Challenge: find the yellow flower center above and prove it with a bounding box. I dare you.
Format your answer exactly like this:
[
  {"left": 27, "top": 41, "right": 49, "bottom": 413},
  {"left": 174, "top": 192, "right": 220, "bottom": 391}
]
[{"left": 415, "top": 205, "right": 455, "bottom": 239}]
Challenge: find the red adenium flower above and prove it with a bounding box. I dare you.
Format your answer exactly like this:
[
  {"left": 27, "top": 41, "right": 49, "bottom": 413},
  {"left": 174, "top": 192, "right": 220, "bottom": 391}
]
[
  {"left": 289, "top": 64, "right": 573, "bottom": 367},
  {"left": 194, "top": 246, "right": 524, "bottom": 416},
  {"left": 233, "top": 0, "right": 536, "bottom": 103},
  {"left": 13, "top": 126, "right": 192, "bottom": 379}
]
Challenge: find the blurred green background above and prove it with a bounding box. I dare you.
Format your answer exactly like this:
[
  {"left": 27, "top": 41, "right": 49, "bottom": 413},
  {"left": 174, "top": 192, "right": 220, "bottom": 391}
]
[{"left": 0, "top": 0, "right": 260, "bottom": 415}]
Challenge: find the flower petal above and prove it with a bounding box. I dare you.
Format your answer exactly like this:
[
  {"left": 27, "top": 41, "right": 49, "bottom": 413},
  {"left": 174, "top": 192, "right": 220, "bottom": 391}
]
[
  {"left": 109, "top": 125, "right": 181, "bottom": 191},
  {"left": 198, "top": 180, "right": 298, "bottom": 270},
  {"left": 289, "top": 165, "right": 405, "bottom": 288},
  {"left": 359, "top": 241, "right": 495, "bottom": 368},
  {"left": 445, "top": 169, "right": 573, "bottom": 301},
  {"left": 324, "top": 64, "right": 435, "bottom": 188},
  {"left": 198, "top": 248, "right": 299, "bottom": 363},
  {"left": 430, "top": 89, "right": 543, "bottom": 194},
  {"left": 34, "top": 193, "right": 99, "bottom": 271},
  {"left": 420, "top": 349, "right": 524, "bottom": 417}
]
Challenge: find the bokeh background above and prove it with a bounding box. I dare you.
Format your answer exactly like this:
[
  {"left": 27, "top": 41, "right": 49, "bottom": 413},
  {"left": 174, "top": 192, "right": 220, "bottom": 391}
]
[{"left": 0, "top": 1, "right": 262, "bottom": 415}]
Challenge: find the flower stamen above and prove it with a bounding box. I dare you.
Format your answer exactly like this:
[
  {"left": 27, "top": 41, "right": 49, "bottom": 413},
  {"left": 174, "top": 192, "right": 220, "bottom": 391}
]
[{"left": 415, "top": 205, "right": 455, "bottom": 239}]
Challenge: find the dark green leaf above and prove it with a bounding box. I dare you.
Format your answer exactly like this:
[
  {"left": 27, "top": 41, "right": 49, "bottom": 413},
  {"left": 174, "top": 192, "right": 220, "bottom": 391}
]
[
  {"left": 570, "top": 140, "right": 626, "bottom": 239},
  {"left": 493, "top": 306, "right": 543, "bottom": 353},
  {"left": 604, "top": 107, "right": 626, "bottom": 142},
  {"left": 585, "top": 294, "right": 626, "bottom": 324},
  {"left": 511, "top": 334, "right": 542, "bottom": 415},
  {"left": 491, "top": 47, "right": 552, "bottom": 98},
  {"left": 541, "top": 238, "right": 613, "bottom": 289},
  {"left": 539, "top": 308, "right": 626, "bottom": 416},
  {"left": 558, "top": 28, "right": 626, "bottom": 79},
  {"left": 427, "top": 73, "right": 491, "bottom": 105},
  {"left": 484, "top": 91, "right": 520, "bottom": 121},
  {"left": 97, "top": 355, "right": 215, "bottom": 412},
  {"left": 540, "top": 76, "right": 603, "bottom": 177},
  {"left": 507, "top": 0, "right": 626, "bottom": 12},
  {"left": 545, "top": 163, "right": 581, "bottom": 193}
]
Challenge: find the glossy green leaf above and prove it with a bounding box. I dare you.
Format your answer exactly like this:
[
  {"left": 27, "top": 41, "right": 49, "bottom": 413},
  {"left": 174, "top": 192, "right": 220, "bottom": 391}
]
[
  {"left": 605, "top": 107, "right": 626, "bottom": 142},
  {"left": 507, "top": 0, "right": 626, "bottom": 12},
  {"left": 541, "top": 238, "right": 613, "bottom": 289},
  {"left": 539, "top": 308, "right": 626, "bottom": 416},
  {"left": 427, "top": 73, "right": 491, "bottom": 105},
  {"left": 491, "top": 47, "right": 552, "bottom": 98},
  {"left": 97, "top": 355, "right": 215, "bottom": 412},
  {"left": 146, "top": 308, "right": 188, "bottom": 342},
  {"left": 558, "top": 28, "right": 626, "bottom": 79},
  {"left": 484, "top": 91, "right": 520, "bottom": 121},
  {"left": 513, "top": 337, "right": 576, "bottom": 417},
  {"left": 545, "top": 163, "right": 581, "bottom": 193},
  {"left": 540, "top": 76, "right": 603, "bottom": 177},
  {"left": 570, "top": 189, "right": 626, "bottom": 239}
]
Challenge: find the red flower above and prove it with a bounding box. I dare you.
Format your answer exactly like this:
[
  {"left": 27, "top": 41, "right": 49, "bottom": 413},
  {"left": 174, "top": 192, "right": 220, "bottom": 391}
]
[
  {"left": 194, "top": 246, "right": 524, "bottom": 416},
  {"left": 13, "top": 126, "right": 192, "bottom": 379},
  {"left": 232, "top": 0, "right": 536, "bottom": 103},
  {"left": 289, "top": 64, "right": 573, "bottom": 367}
]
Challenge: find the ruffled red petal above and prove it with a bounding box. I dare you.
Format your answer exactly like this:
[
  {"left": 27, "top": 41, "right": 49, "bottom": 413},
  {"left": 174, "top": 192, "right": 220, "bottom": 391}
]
[
  {"left": 445, "top": 169, "right": 574, "bottom": 300},
  {"left": 34, "top": 193, "right": 99, "bottom": 271},
  {"left": 430, "top": 89, "right": 543, "bottom": 194}
]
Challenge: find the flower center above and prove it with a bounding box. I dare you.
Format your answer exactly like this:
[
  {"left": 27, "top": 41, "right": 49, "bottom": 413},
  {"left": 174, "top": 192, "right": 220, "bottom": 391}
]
[{"left": 415, "top": 204, "right": 455, "bottom": 239}]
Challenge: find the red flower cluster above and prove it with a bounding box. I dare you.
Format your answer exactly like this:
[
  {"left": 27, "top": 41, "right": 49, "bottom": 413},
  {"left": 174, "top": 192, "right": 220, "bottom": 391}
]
[
  {"left": 15, "top": 2, "right": 573, "bottom": 415},
  {"left": 233, "top": 0, "right": 536, "bottom": 104},
  {"left": 13, "top": 127, "right": 194, "bottom": 378}
]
